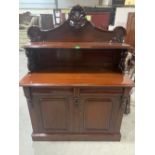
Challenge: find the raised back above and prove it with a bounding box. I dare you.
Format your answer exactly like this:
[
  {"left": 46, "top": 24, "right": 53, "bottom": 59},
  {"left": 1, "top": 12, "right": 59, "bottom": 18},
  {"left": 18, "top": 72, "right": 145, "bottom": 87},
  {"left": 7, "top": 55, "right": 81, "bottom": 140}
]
[
  {"left": 25, "top": 5, "right": 132, "bottom": 73},
  {"left": 27, "top": 5, "right": 126, "bottom": 43}
]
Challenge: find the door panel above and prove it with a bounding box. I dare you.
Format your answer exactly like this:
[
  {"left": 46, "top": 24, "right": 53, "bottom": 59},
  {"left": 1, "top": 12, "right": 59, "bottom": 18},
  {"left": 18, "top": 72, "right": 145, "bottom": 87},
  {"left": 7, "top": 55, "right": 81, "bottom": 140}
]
[
  {"left": 40, "top": 98, "right": 69, "bottom": 130},
  {"left": 31, "top": 87, "right": 122, "bottom": 134},
  {"left": 33, "top": 95, "right": 72, "bottom": 133},
  {"left": 80, "top": 97, "right": 113, "bottom": 132}
]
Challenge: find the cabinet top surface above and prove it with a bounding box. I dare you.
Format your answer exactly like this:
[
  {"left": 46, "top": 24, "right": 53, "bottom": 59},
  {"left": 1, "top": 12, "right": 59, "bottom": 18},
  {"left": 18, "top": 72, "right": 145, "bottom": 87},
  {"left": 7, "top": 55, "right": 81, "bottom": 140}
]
[
  {"left": 24, "top": 42, "right": 132, "bottom": 50},
  {"left": 19, "top": 72, "right": 134, "bottom": 87}
]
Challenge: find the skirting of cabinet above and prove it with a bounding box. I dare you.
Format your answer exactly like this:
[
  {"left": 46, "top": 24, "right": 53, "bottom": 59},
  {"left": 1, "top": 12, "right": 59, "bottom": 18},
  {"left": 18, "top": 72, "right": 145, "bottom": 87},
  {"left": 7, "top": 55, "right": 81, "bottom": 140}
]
[{"left": 32, "top": 132, "right": 121, "bottom": 141}]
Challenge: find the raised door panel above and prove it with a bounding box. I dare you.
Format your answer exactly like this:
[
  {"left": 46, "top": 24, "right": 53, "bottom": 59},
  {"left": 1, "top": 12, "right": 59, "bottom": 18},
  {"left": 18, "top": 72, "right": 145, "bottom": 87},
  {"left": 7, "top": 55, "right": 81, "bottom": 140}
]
[
  {"left": 80, "top": 97, "right": 113, "bottom": 132},
  {"left": 40, "top": 98, "right": 69, "bottom": 130},
  {"left": 34, "top": 95, "right": 72, "bottom": 133}
]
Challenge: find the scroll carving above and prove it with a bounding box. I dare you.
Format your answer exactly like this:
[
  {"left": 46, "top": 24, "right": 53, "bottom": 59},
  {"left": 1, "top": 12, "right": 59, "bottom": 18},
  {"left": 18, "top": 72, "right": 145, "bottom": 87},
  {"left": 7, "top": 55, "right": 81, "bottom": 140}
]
[
  {"left": 25, "top": 49, "right": 38, "bottom": 72},
  {"left": 112, "top": 26, "right": 126, "bottom": 43},
  {"left": 119, "top": 51, "right": 133, "bottom": 73},
  {"left": 27, "top": 26, "right": 42, "bottom": 42}
]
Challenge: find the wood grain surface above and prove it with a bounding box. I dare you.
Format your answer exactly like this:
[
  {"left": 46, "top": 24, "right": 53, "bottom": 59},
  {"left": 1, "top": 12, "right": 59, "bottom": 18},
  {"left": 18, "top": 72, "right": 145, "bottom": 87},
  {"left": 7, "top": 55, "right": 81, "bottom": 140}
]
[{"left": 20, "top": 72, "right": 134, "bottom": 87}]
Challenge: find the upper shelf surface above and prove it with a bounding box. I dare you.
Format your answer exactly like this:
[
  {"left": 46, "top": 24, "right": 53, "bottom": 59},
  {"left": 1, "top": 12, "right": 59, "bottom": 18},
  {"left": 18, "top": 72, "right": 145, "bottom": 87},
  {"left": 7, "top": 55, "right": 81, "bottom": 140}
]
[{"left": 24, "top": 42, "right": 132, "bottom": 50}]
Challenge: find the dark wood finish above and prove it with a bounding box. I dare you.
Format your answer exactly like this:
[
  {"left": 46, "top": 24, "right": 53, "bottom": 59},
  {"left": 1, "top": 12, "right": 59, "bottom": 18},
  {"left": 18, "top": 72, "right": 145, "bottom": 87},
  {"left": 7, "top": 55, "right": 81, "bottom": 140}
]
[
  {"left": 27, "top": 6, "right": 126, "bottom": 43},
  {"left": 20, "top": 5, "right": 134, "bottom": 141},
  {"left": 32, "top": 133, "right": 121, "bottom": 141},
  {"left": 125, "top": 12, "right": 135, "bottom": 113},
  {"left": 24, "top": 42, "right": 131, "bottom": 49},
  {"left": 80, "top": 97, "right": 113, "bottom": 131},
  {"left": 27, "top": 24, "right": 126, "bottom": 43},
  {"left": 40, "top": 98, "right": 70, "bottom": 130},
  {"left": 125, "top": 12, "right": 135, "bottom": 49},
  {"left": 22, "top": 85, "right": 132, "bottom": 141},
  {"left": 24, "top": 47, "right": 132, "bottom": 72},
  {"left": 20, "top": 73, "right": 133, "bottom": 141},
  {"left": 25, "top": 6, "right": 132, "bottom": 73},
  {"left": 21, "top": 80, "right": 133, "bottom": 141}
]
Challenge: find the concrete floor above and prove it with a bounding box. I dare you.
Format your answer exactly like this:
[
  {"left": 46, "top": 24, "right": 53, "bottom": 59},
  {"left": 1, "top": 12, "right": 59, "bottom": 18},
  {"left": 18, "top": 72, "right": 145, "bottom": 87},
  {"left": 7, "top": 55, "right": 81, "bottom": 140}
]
[{"left": 19, "top": 52, "right": 135, "bottom": 155}]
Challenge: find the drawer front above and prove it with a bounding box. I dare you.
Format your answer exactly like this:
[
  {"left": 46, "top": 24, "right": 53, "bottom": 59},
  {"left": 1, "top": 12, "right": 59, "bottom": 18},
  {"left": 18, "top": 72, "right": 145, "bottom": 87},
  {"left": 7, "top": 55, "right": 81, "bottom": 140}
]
[
  {"left": 32, "top": 87, "right": 73, "bottom": 96},
  {"left": 31, "top": 87, "right": 123, "bottom": 96},
  {"left": 79, "top": 87, "right": 123, "bottom": 95}
]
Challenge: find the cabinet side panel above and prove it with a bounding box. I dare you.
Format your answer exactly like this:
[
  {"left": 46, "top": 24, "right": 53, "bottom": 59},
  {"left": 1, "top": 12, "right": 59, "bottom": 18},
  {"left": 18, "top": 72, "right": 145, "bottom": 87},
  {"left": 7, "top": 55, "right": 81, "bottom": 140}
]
[{"left": 23, "top": 87, "right": 40, "bottom": 132}]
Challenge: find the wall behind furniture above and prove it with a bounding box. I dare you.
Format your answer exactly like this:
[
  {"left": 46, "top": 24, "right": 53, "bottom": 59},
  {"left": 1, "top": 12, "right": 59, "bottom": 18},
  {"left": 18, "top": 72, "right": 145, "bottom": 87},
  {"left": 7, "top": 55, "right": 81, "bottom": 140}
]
[
  {"left": 108, "top": 7, "right": 135, "bottom": 30},
  {"left": 57, "top": 0, "right": 112, "bottom": 8},
  {"left": 19, "top": 0, "right": 101, "bottom": 9},
  {"left": 58, "top": 0, "right": 98, "bottom": 8},
  {"left": 114, "top": 7, "right": 135, "bottom": 27},
  {"left": 20, "top": 0, "right": 56, "bottom": 8}
]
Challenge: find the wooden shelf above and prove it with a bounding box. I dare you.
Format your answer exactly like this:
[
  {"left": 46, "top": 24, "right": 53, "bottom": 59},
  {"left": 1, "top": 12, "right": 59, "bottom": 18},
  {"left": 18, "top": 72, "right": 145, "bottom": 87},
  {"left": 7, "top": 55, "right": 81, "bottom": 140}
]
[
  {"left": 24, "top": 42, "right": 132, "bottom": 50},
  {"left": 20, "top": 72, "right": 134, "bottom": 87}
]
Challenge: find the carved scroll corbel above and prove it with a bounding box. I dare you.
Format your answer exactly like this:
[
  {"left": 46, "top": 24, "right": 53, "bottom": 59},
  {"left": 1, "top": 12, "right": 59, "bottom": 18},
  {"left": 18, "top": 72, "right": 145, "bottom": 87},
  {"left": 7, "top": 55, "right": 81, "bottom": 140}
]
[
  {"left": 124, "top": 96, "right": 130, "bottom": 114},
  {"left": 119, "top": 51, "right": 133, "bottom": 74},
  {"left": 27, "top": 26, "right": 42, "bottom": 42},
  {"left": 112, "top": 26, "right": 126, "bottom": 43},
  {"left": 120, "top": 88, "right": 132, "bottom": 114},
  {"left": 120, "top": 95, "right": 131, "bottom": 114}
]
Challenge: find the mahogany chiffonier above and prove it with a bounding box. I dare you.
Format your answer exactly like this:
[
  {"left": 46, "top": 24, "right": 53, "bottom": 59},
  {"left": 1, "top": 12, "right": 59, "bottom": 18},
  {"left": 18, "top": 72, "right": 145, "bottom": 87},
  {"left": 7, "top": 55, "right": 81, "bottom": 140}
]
[{"left": 19, "top": 5, "right": 134, "bottom": 141}]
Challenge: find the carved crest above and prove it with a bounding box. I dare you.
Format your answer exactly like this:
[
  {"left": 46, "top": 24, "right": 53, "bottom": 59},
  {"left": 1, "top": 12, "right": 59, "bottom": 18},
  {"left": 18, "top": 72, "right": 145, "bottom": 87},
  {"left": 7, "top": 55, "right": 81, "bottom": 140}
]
[{"left": 68, "top": 5, "right": 87, "bottom": 29}]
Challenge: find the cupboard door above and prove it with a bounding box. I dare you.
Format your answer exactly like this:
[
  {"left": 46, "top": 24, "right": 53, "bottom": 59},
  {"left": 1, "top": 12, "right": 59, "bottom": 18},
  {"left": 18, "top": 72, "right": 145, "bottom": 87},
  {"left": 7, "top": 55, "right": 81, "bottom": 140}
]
[
  {"left": 34, "top": 95, "right": 72, "bottom": 133},
  {"left": 80, "top": 97, "right": 113, "bottom": 132},
  {"left": 40, "top": 98, "right": 69, "bottom": 130}
]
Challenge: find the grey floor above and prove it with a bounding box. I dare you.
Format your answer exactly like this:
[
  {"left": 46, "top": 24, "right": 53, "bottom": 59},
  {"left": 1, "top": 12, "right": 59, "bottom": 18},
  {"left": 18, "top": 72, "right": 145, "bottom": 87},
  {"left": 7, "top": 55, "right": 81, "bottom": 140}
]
[{"left": 19, "top": 52, "right": 135, "bottom": 155}]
